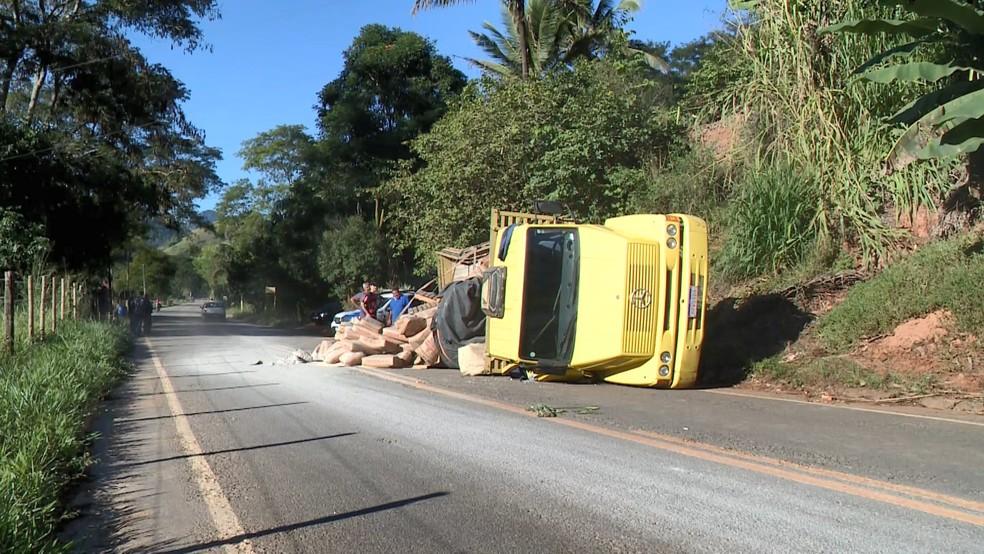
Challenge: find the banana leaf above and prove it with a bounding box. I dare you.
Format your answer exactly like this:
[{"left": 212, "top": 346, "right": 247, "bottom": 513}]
[
  {"left": 888, "top": 89, "right": 984, "bottom": 170},
  {"left": 876, "top": 0, "right": 984, "bottom": 35},
  {"left": 860, "top": 61, "right": 975, "bottom": 84},
  {"left": 821, "top": 18, "right": 939, "bottom": 37},
  {"left": 890, "top": 79, "right": 984, "bottom": 126}
]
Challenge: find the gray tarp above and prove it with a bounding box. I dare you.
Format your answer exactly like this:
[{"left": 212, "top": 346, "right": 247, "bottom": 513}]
[{"left": 434, "top": 277, "right": 486, "bottom": 368}]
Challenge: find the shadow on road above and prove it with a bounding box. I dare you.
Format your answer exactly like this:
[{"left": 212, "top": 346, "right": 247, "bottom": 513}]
[
  {"left": 146, "top": 311, "right": 323, "bottom": 338},
  {"left": 128, "top": 383, "right": 281, "bottom": 397},
  {"left": 116, "top": 401, "right": 310, "bottom": 423},
  {"left": 130, "top": 370, "right": 260, "bottom": 381},
  {"left": 155, "top": 492, "right": 451, "bottom": 554},
  {"left": 698, "top": 294, "right": 813, "bottom": 387},
  {"left": 123, "top": 432, "right": 358, "bottom": 468}
]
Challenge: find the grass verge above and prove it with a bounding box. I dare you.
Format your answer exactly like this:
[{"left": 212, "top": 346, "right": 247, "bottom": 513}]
[
  {"left": 817, "top": 233, "right": 984, "bottom": 351},
  {"left": 0, "top": 321, "right": 130, "bottom": 552},
  {"left": 752, "top": 356, "right": 938, "bottom": 394}
]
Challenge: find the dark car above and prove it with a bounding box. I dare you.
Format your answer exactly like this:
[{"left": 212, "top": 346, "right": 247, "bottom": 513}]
[{"left": 310, "top": 301, "right": 343, "bottom": 326}]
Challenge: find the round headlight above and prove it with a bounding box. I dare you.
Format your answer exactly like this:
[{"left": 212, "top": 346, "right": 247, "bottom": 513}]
[
  {"left": 666, "top": 224, "right": 677, "bottom": 237},
  {"left": 660, "top": 351, "right": 672, "bottom": 363},
  {"left": 666, "top": 237, "right": 677, "bottom": 249},
  {"left": 658, "top": 365, "right": 671, "bottom": 377}
]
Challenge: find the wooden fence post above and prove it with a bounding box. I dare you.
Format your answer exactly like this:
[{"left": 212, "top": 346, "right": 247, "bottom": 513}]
[
  {"left": 3, "top": 271, "right": 13, "bottom": 354},
  {"left": 40, "top": 275, "right": 46, "bottom": 336},
  {"left": 72, "top": 282, "right": 78, "bottom": 320},
  {"left": 27, "top": 275, "right": 34, "bottom": 342},
  {"left": 60, "top": 277, "right": 65, "bottom": 321},
  {"left": 51, "top": 275, "right": 57, "bottom": 335}
]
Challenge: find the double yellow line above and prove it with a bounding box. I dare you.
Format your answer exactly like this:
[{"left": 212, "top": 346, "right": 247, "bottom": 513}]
[{"left": 353, "top": 366, "right": 984, "bottom": 527}]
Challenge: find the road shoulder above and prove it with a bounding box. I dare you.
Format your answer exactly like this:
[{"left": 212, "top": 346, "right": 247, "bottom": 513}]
[{"left": 60, "top": 341, "right": 218, "bottom": 553}]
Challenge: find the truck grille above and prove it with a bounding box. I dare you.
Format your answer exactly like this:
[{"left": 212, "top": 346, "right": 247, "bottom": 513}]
[{"left": 623, "top": 242, "right": 659, "bottom": 355}]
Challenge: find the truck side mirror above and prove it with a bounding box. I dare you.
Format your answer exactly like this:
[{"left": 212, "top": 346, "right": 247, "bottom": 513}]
[{"left": 481, "top": 267, "right": 506, "bottom": 319}]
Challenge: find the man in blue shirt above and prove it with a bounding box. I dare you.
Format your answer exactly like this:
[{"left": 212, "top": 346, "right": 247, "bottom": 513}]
[{"left": 387, "top": 287, "right": 411, "bottom": 325}]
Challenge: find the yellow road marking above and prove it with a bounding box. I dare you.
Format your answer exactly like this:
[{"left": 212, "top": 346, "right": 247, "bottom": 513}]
[
  {"left": 628, "top": 430, "right": 984, "bottom": 515},
  {"left": 352, "top": 366, "right": 984, "bottom": 527},
  {"left": 147, "top": 338, "right": 255, "bottom": 554},
  {"left": 703, "top": 389, "right": 984, "bottom": 428}
]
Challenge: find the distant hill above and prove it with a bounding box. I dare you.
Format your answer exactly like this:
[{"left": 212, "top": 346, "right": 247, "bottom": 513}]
[
  {"left": 163, "top": 227, "right": 219, "bottom": 257},
  {"left": 146, "top": 220, "right": 182, "bottom": 248}
]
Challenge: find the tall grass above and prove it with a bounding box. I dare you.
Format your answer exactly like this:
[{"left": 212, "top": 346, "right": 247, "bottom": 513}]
[
  {"left": 0, "top": 321, "right": 130, "bottom": 552},
  {"left": 703, "top": 0, "right": 954, "bottom": 264},
  {"left": 718, "top": 164, "right": 819, "bottom": 278}
]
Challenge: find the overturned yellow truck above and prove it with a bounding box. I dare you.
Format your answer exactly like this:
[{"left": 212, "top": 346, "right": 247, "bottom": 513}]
[{"left": 481, "top": 210, "right": 708, "bottom": 388}]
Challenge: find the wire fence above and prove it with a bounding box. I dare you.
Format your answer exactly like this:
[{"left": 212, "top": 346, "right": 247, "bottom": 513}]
[{"left": 2, "top": 270, "right": 94, "bottom": 355}]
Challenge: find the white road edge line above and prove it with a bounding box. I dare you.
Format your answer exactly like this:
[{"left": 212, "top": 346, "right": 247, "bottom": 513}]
[
  {"left": 146, "top": 338, "right": 255, "bottom": 554},
  {"left": 702, "top": 389, "right": 984, "bottom": 428}
]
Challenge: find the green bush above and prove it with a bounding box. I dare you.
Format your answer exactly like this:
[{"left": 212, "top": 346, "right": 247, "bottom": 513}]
[
  {"left": 385, "top": 60, "right": 684, "bottom": 267},
  {"left": 0, "top": 321, "right": 130, "bottom": 552},
  {"left": 818, "top": 234, "right": 984, "bottom": 351},
  {"left": 317, "top": 216, "right": 389, "bottom": 300},
  {"left": 717, "top": 164, "right": 819, "bottom": 278}
]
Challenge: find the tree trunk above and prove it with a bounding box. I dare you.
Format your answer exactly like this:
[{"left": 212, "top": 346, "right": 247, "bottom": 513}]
[
  {"left": 47, "top": 74, "right": 61, "bottom": 121},
  {"left": 511, "top": 0, "right": 531, "bottom": 79},
  {"left": 26, "top": 64, "right": 48, "bottom": 122},
  {"left": 0, "top": 53, "right": 22, "bottom": 113}
]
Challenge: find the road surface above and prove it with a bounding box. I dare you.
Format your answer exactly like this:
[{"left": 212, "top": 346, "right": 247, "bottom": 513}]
[{"left": 65, "top": 304, "right": 984, "bottom": 553}]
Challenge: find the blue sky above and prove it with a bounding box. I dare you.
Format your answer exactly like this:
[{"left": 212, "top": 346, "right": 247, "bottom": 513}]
[{"left": 132, "top": 0, "right": 727, "bottom": 210}]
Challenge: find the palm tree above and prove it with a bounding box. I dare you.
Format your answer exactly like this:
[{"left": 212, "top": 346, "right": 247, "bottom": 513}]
[
  {"left": 412, "top": 0, "right": 533, "bottom": 78},
  {"left": 563, "top": 0, "right": 640, "bottom": 61},
  {"left": 466, "top": 0, "right": 567, "bottom": 77},
  {"left": 465, "top": 0, "right": 664, "bottom": 78}
]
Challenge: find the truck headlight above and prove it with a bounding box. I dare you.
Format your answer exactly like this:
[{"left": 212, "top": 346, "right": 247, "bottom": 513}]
[
  {"left": 660, "top": 351, "right": 672, "bottom": 363},
  {"left": 658, "top": 365, "right": 671, "bottom": 377},
  {"left": 666, "top": 224, "right": 677, "bottom": 237},
  {"left": 666, "top": 237, "right": 677, "bottom": 249}
]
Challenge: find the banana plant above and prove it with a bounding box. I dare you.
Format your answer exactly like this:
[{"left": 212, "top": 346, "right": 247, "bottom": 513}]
[{"left": 823, "top": 0, "right": 984, "bottom": 171}]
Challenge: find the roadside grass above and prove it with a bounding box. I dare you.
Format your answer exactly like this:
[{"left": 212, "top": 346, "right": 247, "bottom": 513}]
[
  {"left": 752, "top": 355, "right": 938, "bottom": 394},
  {"left": 0, "top": 321, "right": 130, "bottom": 552},
  {"left": 817, "top": 233, "right": 984, "bottom": 352}
]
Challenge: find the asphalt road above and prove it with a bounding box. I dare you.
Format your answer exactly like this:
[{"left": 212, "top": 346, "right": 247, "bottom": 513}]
[{"left": 65, "top": 304, "right": 984, "bottom": 553}]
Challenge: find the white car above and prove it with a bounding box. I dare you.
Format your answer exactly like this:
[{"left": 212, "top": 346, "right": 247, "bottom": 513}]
[
  {"left": 201, "top": 301, "right": 226, "bottom": 321},
  {"left": 330, "top": 292, "right": 415, "bottom": 331}
]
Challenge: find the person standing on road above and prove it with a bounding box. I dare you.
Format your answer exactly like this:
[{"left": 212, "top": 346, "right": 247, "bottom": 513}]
[
  {"left": 387, "top": 287, "right": 410, "bottom": 325},
  {"left": 127, "top": 295, "right": 140, "bottom": 335},
  {"left": 141, "top": 294, "right": 153, "bottom": 335},
  {"left": 360, "top": 283, "right": 379, "bottom": 321},
  {"left": 351, "top": 282, "right": 369, "bottom": 308}
]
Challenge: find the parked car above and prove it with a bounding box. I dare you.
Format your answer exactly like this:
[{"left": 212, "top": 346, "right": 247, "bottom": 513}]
[
  {"left": 310, "top": 301, "right": 343, "bottom": 326},
  {"left": 201, "top": 301, "right": 226, "bottom": 321},
  {"left": 330, "top": 292, "right": 415, "bottom": 331}
]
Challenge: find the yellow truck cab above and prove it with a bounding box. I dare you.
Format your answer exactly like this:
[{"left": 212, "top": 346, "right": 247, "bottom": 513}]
[{"left": 483, "top": 213, "right": 709, "bottom": 388}]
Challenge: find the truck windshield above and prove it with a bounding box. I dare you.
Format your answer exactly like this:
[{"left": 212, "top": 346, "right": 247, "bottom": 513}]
[{"left": 519, "top": 228, "right": 579, "bottom": 367}]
